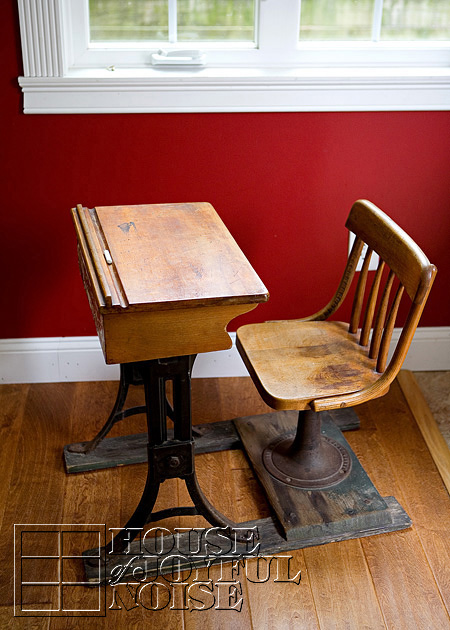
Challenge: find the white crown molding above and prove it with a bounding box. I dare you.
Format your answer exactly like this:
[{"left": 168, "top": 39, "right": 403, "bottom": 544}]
[{"left": 0, "top": 328, "right": 449, "bottom": 384}]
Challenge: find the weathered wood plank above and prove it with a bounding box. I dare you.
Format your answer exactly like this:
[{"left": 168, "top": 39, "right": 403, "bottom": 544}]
[
  {"left": 64, "top": 407, "right": 360, "bottom": 474},
  {"left": 84, "top": 497, "right": 410, "bottom": 583},
  {"left": 226, "top": 448, "right": 320, "bottom": 630},
  {"left": 234, "top": 411, "right": 405, "bottom": 541},
  {"left": 63, "top": 420, "right": 243, "bottom": 474}
]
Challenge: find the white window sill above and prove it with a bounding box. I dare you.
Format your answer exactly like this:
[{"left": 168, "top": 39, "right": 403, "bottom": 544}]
[{"left": 18, "top": 66, "right": 450, "bottom": 113}]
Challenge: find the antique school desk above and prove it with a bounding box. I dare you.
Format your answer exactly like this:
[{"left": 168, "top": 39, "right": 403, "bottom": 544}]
[
  {"left": 66, "top": 202, "right": 269, "bottom": 573},
  {"left": 66, "top": 202, "right": 409, "bottom": 582}
]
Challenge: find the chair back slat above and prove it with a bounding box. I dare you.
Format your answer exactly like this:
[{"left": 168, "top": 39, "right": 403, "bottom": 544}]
[
  {"left": 299, "top": 236, "right": 364, "bottom": 322},
  {"left": 349, "top": 247, "right": 373, "bottom": 334},
  {"left": 369, "top": 270, "right": 395, "bottom": 360},
  {"left": 360, "top": 259, "right": 385, "bottom": 346},
  {"left": 377, "top": 283, "right": 405, "bottom": 373}
]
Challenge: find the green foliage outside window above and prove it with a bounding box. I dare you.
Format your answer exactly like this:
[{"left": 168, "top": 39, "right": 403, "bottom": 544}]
[{"left": 89, "top": 0, "right": 450, "bottom": 43}]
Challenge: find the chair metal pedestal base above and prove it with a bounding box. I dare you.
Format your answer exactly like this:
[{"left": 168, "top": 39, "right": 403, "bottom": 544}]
[
  {"left": 262, "top": 409, "right": 352, "bottom": 489},
  {"left": 234, "top": 410, "right": 410, "bottom": 542}
]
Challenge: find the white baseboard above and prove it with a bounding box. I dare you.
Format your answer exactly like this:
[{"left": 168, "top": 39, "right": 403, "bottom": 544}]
[{"left": 0, "top": 328, "right": 449, "bottom": 384}]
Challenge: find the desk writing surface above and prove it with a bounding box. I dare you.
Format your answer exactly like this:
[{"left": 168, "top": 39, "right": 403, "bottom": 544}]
[
  {"left": 74, "top": 202, "right": 267, "bottom": 312},
  {"left": 72, "top": 202, "right": 269, "bottom": 364}
]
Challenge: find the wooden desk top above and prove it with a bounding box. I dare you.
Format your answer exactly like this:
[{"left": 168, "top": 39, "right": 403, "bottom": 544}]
[
  {"left": 72, "top": 202, "right": 269, "bottom": 363},
  {"left": 72, "top": 202, "right": 268, "bottom": 313}
]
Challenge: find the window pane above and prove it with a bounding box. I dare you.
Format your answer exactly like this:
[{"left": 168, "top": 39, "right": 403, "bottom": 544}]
[
  {"left": 299, "top": 0, "right": 375, "bottom": 41},
  {"left": 89, "top": 0, "right": 255, "bottom": 44},
  {"left": 89, "top": 0, "right": 168, "bottom": 42},
  {"left": 177, "top": 0, "right": 255, "bottom": 42},
  {"left": 381, "top": 0, "right": 450, "bottom": 41}
]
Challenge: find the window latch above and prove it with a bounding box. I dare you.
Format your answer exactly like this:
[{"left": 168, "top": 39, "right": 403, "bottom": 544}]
[{"left": 151, "top": 49, "right": 206, "bottom": 66}]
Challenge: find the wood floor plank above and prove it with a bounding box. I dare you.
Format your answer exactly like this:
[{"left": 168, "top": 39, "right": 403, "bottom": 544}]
[
  {"left": 215, "top": 376, "right": 273, "bottom": 421},
  {"left": 53, "top": 381, "right": 159, "bottom": 630},
  {"left": 0, "top": 384, "right": 74, "bottom": 627},
  {"left": 180, "top": 376, "right": 272, "bottom": 629},
  {"left": 173, "top": 450, "right": 251, "bottom": 629},
  {"left": 226, "top": 449, "right": 320, "bottom": 630},
  {"left": 0, "top": 607, "right": 48, "bottom": 630},
  {"left": 118, "top": 461, "right": 183, "bottom": 629},
  {"left": 362, "top": 529, "right": 450, "bottom": 630},
  {"left": 57, "top": 388, "right": 136, "bottom": 628},
  {"left": 48, "top": 382, "right": 121, "bottom": 630},
  {"left": 368, "top": 379, "right": 450, "bottom": 616},
  {"left": 225, "top": 447, "right": 271, "bottom": 522},
  {"left": 304, "top": 539, "right": 386, "bottom": 630},
  {"left": 346, "top": 383, "right": 450, "bottom": 628},
  {"left": 0, "top": 384, "right": 29, "bottom": 532}
]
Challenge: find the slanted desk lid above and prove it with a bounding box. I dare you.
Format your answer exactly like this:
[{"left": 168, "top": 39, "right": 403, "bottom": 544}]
[{"left": 72, "top": 202, "right": 269, "bottom": 312}]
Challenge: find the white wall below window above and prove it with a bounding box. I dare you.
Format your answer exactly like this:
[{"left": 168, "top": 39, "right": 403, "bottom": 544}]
[{"left": 1, "top": 328, "right": 449, "bottom": 384}]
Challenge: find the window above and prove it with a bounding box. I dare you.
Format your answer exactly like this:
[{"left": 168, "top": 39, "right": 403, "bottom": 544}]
[
  {"left": 89, "top": 0, "right": 256, "bottom": 44},
  {"left": 17, "top": 0, "right": 450, "bottom": 113},
  {"left": 300, "top": 0, "right": 450, "bottom": 42}
]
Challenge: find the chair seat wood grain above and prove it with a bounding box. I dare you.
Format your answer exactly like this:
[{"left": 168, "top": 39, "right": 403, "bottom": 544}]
[{"left": 237, "top": 321, "right": 380, "bottom": 410}]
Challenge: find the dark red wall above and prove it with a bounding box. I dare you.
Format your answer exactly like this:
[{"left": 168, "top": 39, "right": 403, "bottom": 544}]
[{"left": 2, "top": 0, "right": 449, "bottom": 338}]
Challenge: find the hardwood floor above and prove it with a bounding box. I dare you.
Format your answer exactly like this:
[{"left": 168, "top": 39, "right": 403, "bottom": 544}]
[{"left": 1, "top": 372, "right": 449, "bottom": 629}]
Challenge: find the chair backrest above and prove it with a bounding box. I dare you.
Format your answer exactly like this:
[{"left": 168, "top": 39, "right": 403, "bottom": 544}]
[
  {"left": 307, "top": 200, "right": 437, "bottom": 412},
  {"left": 346, "top": 200, "right": 436, "bottom": 374}
]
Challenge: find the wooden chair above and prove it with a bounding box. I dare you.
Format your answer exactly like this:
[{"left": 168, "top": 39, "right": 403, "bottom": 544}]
[{"left": 236, "top": 199, "right": 437, "bottom": 489}]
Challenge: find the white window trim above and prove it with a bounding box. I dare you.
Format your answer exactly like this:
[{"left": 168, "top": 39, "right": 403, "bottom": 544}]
[{"left": 17, "top": 0, "right": 450, "bottom": 114}]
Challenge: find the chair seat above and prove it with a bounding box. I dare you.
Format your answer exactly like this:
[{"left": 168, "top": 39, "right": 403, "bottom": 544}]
[{"left": 237, "top": 320, "right": 380, "bottom": 410}]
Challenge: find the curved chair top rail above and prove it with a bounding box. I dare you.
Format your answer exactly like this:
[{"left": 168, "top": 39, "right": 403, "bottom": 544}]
[{"left": 346, "top": 200, "right": 435, "bottom": 304}]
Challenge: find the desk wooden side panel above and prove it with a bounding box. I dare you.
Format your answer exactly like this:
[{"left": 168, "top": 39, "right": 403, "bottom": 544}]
[
  {"left": 101, "top": 303, "right": 259, "bottom": 364},
  {"left": 79, "top": 247, "right": 256, "bottom": 363}
]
